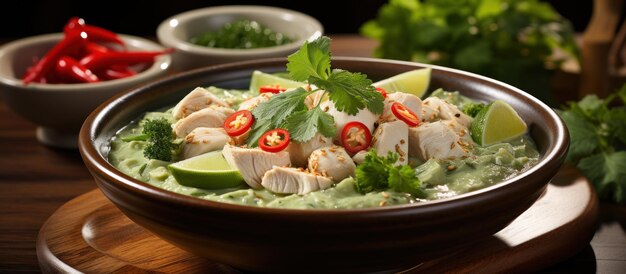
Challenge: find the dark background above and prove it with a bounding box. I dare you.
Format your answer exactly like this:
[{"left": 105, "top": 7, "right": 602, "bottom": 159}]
[{"left": 1, "top": 0, "right": 592, "bottom": 39}]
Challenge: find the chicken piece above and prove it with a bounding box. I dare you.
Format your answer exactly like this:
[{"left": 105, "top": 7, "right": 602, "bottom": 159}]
[
  {"left": 286, "top": 133, "right": 332, "bottom": 167},
  {"left": 379, "top": 92, "right": 423, "bottom": 123},
  {"left": 304, "top": 90, "right": 326, "bottom": 110},
  {"left": 351, "top": 150, "right": 368, "bottom": 165},
  {"left": 408, "top": 120, "right": 473, "bottom": 161},
  {"left": 238, "top": 93, "right": 273, "bottom": 111},
  {"left": 222, "top": 145, "right": 291, "bottom": 189},
  {"left": 172, "top": 87, "right": 229, "bottom": 119},
  {"left": 321, "top": 100, "right": 378, "bottom": 142},
  {"left": 371, "top": 120, "right": 409, "bottom": 166},
  {"left": 182, "top": 127, "right": 229, "bottom": 159},
  {"left": 173, "top": 107, "right": 234, "bottom": 138},
  {"left": 261, "top": 167, "right": 334, "bottom": 195},
  {"left": 421, "top": 97, "right": 471, "bottom": 127},
  {"left": 308, "top": 146, "right": 356, "bottom": 182}
]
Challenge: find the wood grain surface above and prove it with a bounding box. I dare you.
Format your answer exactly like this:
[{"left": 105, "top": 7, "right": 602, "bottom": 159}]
[
  {"left": 1, "top": 35, "right": 626, "bottom": 273},
  {"left": 35, "top": 166, "right": 596, "bottom": 273}
]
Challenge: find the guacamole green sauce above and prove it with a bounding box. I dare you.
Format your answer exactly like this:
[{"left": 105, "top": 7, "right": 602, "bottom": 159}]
[{"left": 108, "top": 88, "right": 540, "bottom": 209}]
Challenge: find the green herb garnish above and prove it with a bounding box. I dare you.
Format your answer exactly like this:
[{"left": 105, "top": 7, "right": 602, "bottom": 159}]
[
  {"left": 561, "top": 84, "right": 626, "bottom": 203},
  {"left": 462, "top": 102, "right": 486, "bottom": 117},
  {"left": 355, "top": 150, "right": 425, "bottom": 197},
  {"left": 190, "top": 19, "right": 293, "bottom": 49},
  {"left": 247, "top": 36, "right": 384, "bottom": 146}
]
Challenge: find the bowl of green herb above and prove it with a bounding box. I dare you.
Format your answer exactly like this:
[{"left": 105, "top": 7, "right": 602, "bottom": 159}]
[{"left": 157, "top": 5, "right": 323, "bottom": 71}]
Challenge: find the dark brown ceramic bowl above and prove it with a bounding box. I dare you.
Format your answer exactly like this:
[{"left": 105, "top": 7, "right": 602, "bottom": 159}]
[{"left": 79, "top": 58, "right": 569, "bottom": 273}]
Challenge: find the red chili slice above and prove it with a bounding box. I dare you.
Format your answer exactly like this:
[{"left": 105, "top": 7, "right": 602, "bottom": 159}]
[
  {"left": 259, "top": 128, "right": 290, "bottom": 153},
  {"left": 223, "top": 110, "right": 254, "bottom": 137},
  {"left": 375, "top": 87, "right": 388, "bottom": 98},
  {"left": 391, "top": 102, "right": 420, "bottom": 127},
  {"left": 341, "top": 121, "right": 372, "bottom": 154},
  {"left": 259, "top": 85, "right": 286, "bottom": 94}
]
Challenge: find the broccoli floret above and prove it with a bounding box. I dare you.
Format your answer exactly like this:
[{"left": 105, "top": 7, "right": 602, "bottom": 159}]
[
  {"left": 463, "top": 102, "right": 486, "bottom": 117},
  {"left": 141, "top": 118, "right": 176, "bottom": 161}
]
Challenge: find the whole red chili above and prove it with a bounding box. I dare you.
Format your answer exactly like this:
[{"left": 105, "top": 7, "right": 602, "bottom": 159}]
[
  {"left": 64, "top": 17, "right": 125, "bottom": 46},
  {"left": 79, "top": 49, "right": 174, "bottom": 71},
  {"left": 55, "top": 56, "right": 99, "bottom": 83},
  {"left": 22, "top": 30, "right": 89, "bottom": 84}
]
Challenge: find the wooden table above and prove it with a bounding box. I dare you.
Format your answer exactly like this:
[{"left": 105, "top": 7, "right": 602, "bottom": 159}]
[{"left": 1, "top": 35, "right": 625, "bottom": 273}]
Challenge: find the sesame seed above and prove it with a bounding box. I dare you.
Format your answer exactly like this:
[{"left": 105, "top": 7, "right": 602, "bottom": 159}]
[
  {"left": 382, "top": 192, "right": 389, "bottom": 198},
  {"left": 379, "top": 200, "right": 387, "bottom": 207},
  {"left": 448, "top": 165, "right": 457, "bottom": 171},
  {"left": 400, "top": 139, "right": 405, "bottom": 144}
]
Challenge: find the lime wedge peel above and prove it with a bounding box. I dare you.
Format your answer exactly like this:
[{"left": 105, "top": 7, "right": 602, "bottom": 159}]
[
  {"left": 249, "top": 70, "right": 305, "bottom": 94},
  {"left": 373, "top": 67, "right": 432, "bottom": 98},
  {"left": 470, "top": 100, "right": 528, "bottom": 146},
  {"left": 168, "top": 150, "right": 245, "bottom": 189}
]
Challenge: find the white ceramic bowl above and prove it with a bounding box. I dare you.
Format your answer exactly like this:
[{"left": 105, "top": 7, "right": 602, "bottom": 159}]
[
  {"left": 0, "top": 33, "right": 172, "bottom": 148},
  {"left": 157, "top": 5, "right": 323, "bottom": 71}
]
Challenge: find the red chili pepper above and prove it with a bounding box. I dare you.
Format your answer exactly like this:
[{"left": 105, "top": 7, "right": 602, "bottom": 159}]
[
  {"left": 341, "top": 121, "right": 372, "bottom": 154},
  {"left": 55, "top": 56, "right": 99, "bottom": 83},
  {"left": 85, "top": 42, "right": 110, "bottom": 54},
  {"left": 375, "top": 87, "right": 388, "bottom": 98},
  {"left": 259, "top": 85, "right": 287, "bottom": 94},
  {"left": 23, "top": 30, "right": 89, "bottom": 84},
  {"left": 224, "top": 110, "right": 254, "bottom": 137},
  {"left": 64, "top": 17, "right": 125, "bottom": 46},
  {"left": 259, "top": 128, "right": 290, "bottom": 153},
  {"left": 79, "top": 49, "right": 173, "bottom": 71},
  {"left": 100, "top": 65, "right": 136, "bottom": 80},
  {"left": 391, "top": 102, "right": 420, "bottom": 127}
]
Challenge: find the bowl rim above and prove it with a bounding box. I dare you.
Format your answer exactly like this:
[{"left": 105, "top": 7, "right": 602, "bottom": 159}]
[
  {"left": 156, "top": 5, "right": 323, "bottom": 56},
  {"left": 0, "top": 33, "right": 172, "bottom": 91},
  {"left": 79, "top": 56, "right": 569, "bottom": 216}
]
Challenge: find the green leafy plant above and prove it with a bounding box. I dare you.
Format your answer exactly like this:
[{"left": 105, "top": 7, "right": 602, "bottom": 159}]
[
  {"left": 561, "top": 85, "right": 626, "bottom": 203},
  {"left": 361, "top": 0, "right": 579, "bottom": 104}
]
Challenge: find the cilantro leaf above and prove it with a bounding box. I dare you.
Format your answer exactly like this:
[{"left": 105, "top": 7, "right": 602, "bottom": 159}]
[
  {"left": 287, "top": 36, "right": 331, "bottom": 81},
  {"left": 248, "top": 88, "right": 308, "bottom": 146},
  {"left": 282, "top": 108, "right": 336, "bottom": 142},
  {"left": 560, "top": 110, "right": 601, "bottom": 162},
  {"left": 388, "top": 165, "right": 425, "bottom": 198},
  {"left": 355, "top": 150, "right": 424, "bottom": 197},
  {"left": 355, "top": 150, "right": 394, "bottom": 193},
  {"left": 577, "top": 152, "right": 626, "bottom": 203},
  {"left": 311, "top": 70, "right": 384, "bottom": 115}
]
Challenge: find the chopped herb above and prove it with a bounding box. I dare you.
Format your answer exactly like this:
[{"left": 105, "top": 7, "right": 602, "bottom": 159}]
[{"left": 462, "top": 102, "right": 486, "bottom": 117}]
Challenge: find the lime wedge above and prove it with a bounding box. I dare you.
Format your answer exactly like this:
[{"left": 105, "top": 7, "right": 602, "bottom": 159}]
[
  {"left": 373, "top": 68, "right": 431, "bottom": 98},
  {"left": 470, "top": 100, "right": 528, "bottom": 146},
  {"left": 168, "top": 150, "right": 245, "bottom": 189},
  {"left": 249, "top": 70, "right": 305, "bottom": 93}
]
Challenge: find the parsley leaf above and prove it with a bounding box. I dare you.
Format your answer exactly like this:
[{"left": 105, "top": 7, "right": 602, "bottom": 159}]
[
  {"left": 311, "top": 70, "right": 384, "bottom": 115},
  {"left": 354, "top": 150, "right": 423, "bottom": 196},
  {"left": 287, "top": 36, "right": 331, "bottom": 81},
  {"left": 283, "top": 108, "right": 336, "bottom": 142}
]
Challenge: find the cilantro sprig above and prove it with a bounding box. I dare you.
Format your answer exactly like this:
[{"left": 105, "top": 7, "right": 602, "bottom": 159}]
[
  {"left": 355, "top": 150, "right": 425, "bottom": 198},
  {"left": 561, "top": 84, "right": 626, "bottom": 203},
  {"left": 247, "top": 36, "right": 384, "bottom": 146}
]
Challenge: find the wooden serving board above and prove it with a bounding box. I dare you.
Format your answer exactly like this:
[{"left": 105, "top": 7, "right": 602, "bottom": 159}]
[{"left": 37, "top": 166, "right": 598, "bottom": 273}]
